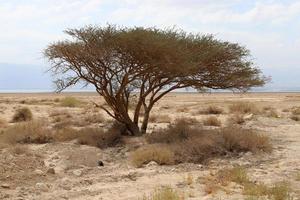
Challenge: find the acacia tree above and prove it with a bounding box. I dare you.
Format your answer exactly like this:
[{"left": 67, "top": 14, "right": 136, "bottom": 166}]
[{"left": 45, "top": 25, "right": 266, "bottom": 135}]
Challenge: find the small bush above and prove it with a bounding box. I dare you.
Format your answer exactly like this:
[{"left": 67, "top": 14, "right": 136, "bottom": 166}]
[
  {"left": 203, "top": 116, "right": 221, "bottom": 126},
  {"left": 229, "top": 102, "right": 259, "bottom": 114},
  {"left": 12, "top": 107, "right": 33, "bottom": 122},
  {"left": 131, "top": 144, "right": 174, "bottom": 167},
  {"left": 149, "top": 114, "right": 171, "bottom": 123},
  {"left": 141, "top": 186, "right": 183, "bottom": 200},
  {"left": 0, "top": 121, "right": 52, "bottom": 144},
  {"left": 199, "top": 106, "right": 224, "bottom": 115},
  {"left": 222, "top": 127, "right": 272, "bottom": 153},
  {"left": 60, "top": 97, "right": 81, "bottom": 107},
  {"left": 146, "top": 118, "right": 199, "bottom": 144},
  {"left": 77, "top": 126, "right": 121, "bottom": 148}
]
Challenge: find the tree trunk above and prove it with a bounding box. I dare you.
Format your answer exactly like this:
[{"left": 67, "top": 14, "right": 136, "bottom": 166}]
[
  {"left": 125, "top": 120, "right": 141, "bottom": 136},
  {"left": 141, "top": 109, "right": 150, "bottom": 134}
]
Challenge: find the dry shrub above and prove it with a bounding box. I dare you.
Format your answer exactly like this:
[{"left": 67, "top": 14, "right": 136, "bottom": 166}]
[
  {"left": 12, "top": 107, "right": 33, "bottom": 122},
  {"left": 228, "top": 114, "right": 245, "bottom": 125},
  {"left": 173, "top": 135, "right": 225, "bottom": 163},
  {"left": 282, "top": 108, "right": 290, "bottom": 113},
  {"left": 84, "top": 113, "right": 105, "bottom": 124},
  {"left": 244, "top": 181, "right": 292, "bottom": 200},
  {"left": 131, "top": 144, "right": 174, "bottom": 167},
  {"left": 199, "top": 106, "right": 224, "bottom": 115},
  {"left": 77, "top": 122, "right": 122, "bottom": 148},
  {"left": 229, "top": 102, "right": 259, "bottom": 114},
  {"left": 146, "top": 118, "right": 200, "bottom": 144},
  {"left": 0, "top": 121, "right": 52, "bottom": 144},
  {"left": 149, "top": 114, "right": 171, "bottom": 123},
  {"left": 60, "top": 97, "right": 81, "bottom": 107},
  {"left": 222, "top": 127, "right": 272, "bottom": 153},
  {"left": 141, "top": 186, "right": 183, "bottom": 200},
  {"left": 145, "top": 121, "right": 272, "bottom": 165},
  {"left": 53, "top": 127, "right": 79, "bottom": 142},
  {"left": 203, "top": 116, "right": 221, "bottom": 126}
]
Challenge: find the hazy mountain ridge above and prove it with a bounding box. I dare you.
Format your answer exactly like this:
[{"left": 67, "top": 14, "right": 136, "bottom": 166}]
[{"left": 0, "top": 63, "right": 299, "bottom": 92}]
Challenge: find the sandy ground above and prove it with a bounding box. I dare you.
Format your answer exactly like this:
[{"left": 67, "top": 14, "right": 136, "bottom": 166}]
[{"left": 0, "top": 92, "right": 300, "bottom": 200}]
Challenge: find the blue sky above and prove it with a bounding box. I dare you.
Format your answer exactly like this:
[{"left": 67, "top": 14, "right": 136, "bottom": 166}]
[{"left": 0, "top": 0, "right": 300, "bottom": 91}]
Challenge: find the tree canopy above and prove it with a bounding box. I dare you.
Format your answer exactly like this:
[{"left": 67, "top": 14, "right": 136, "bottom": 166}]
[{"left": 44, "top": 25, "right": 266, "bottom": 135}]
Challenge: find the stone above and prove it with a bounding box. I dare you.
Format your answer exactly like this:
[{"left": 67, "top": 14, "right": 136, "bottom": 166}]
[
  {"left": 72, "top": 169, "right": 83, "bottom": 177},
  {"left": 34, "top": 169, "right": 44, "bottom": 175},
  {"left": 146, "top": 161, "right": 158, "bottom": 167},
  {"left": 35, "top": 183, "right": 48, "bottom": 192},
  {"left": 47, "top": 168, "right": 55, "bottom": 174},
  {"left": 1, "top": 183, "right": 10, "bottom": 189}
]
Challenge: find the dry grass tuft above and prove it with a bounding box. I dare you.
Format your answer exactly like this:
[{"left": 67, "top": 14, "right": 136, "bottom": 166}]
[
  {"left": 149, "top": 114, "right": 171, "bottom": 123},
  {"left": 60, "top": 97, "right": 81, "bottom": 107},
  {"left": 199, "top": 106, "right": 224, "bottom": 115},
  {"left": 9, "top": 144, "right": 31, "bottom": 155},
  {"left": 141, "top": 186, "right": 184, "bottom": 200},
  {"left": 0, "top": 121, "right": 52, "bottom": 144},
  {"left": 203, "top": 116, "right": 221, "bottom": 126},
  {"left": 229, "top": 102, "right": 259, "bottom": 114},
  {"left": 84, "top": 113, "right": 106, "bottom": 124},
  {"left": 131, "top": 144, "right": 175, "bottom": 167},
  {"left": 12, "top": 107, "right": 33, "bottom": 122}
]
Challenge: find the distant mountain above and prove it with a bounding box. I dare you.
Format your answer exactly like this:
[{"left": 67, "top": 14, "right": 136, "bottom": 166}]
[{"left": 0, "top": 63, "right": 299, "bottom": 92}]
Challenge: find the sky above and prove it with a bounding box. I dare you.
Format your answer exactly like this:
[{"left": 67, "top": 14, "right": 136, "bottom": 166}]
[{"left": 0, "top": 0, "right": 299, "bottom": 91}]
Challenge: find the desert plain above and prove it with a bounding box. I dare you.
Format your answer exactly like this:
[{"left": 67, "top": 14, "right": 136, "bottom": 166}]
[{"left": 0, "top": 92, "right": 300, "bottom": 200}]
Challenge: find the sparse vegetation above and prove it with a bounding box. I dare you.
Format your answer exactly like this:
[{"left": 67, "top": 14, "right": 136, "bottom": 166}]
[
  {"left": 145, "top": 120, "right": 271, "bottom": 165},
  {"left": 222, "top": 127, "right": 272, "bottom": 153},
  {"left": 141, "top": 186, "right": 183, "bottom": 200},
  {"left": 12, "top": 107, "right": 33, "bottom": 122},
  {"left": 60, "top": 97, "right": 81, "bottom": 107},
  {"left": 77, "top": 124, "right": 121, "bottom": 148},
  {"left": 149, "top": 114, "right": 171, "bottom": 123},
  {"left": 198, "top": 106, "right": 224, "bottom": 115},
  {"left": 131, "top": 144, "right": 175, "bottom": 167},
  {"left": 0, "top": 118, "right": 7, "bottom": 128},
  {"left": 203, "top": 116, "right": 221, "bottom": 126},
  {"left": 229, "top": 102, "right": 259, "bottom": 114},
  {"left": 0, "top": 121, "right": 52, "bottom": 144}
]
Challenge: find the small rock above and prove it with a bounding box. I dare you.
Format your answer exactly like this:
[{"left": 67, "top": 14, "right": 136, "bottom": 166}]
[
  {"left": 35, "top": 183, "right": 48, "bottom": 192},
  {"left": 34, "top": 169, "right": 44, "bottom": 175},
  {"left": 1, "top": 183, "right": 10, "bottom": 189},
  {"left": 72, "top": 169, "right": 83, "bottom": 177},
  {"left": 146, "top": 161, "right": 158, "bottom": 167},
  {"left": 47, "top": 168, "right": 55, "bottom": 174}
]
